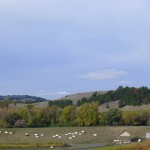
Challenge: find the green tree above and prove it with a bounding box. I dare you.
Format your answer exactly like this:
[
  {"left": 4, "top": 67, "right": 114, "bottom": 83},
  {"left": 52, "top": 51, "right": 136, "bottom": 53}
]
[
  {"left": 0, "top": 98, "right": 12, "bottom": 110},
  {"left": 48, "top": 105, "right": 62, "bottom": 125},
  {"left": 106, "top": 108, "right": 122, "bottom": 125},
  {"left": 26, "top": 104, "right": 34, "bottom": 126},
  {"left": 123, "top": 112, "right": 135, "bottom": 125},
  {"left": 99, "top": 112, "right": 108, "bottom": 125},
  {"left": 60, "top": 105, "right": 76, "bottom": 126},
  {"left": 122, "top": 112, "right": 149, "bottom": 126},
  {"left": 38, "top": 108, "right": 51, "bottom": 127},
  {"left": 76, "top": 102, "right": 99, "bottom": 126},
  {"left": 48, "top": 99, "right": 72, "bottom": 108},
  {"left": 5, "top": 112, "right": 20, "bottom": 127}
]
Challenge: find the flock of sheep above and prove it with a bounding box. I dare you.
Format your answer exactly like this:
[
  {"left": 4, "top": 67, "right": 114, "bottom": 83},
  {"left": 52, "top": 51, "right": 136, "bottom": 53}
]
[
  {"left": 1, "top": 130, "right": 98, "bottom": 141},
  {"left": 0, "top": 130, "right": 98, "bottom": 149},
  {"left": 51, "top": 130, "right": 97, "bottom": 140},
  {"left": 24, "top": 130, "right": 97, "bottom": 140},
  {"left": 0, "top": 131, "right": 13, "bottom": 135}
]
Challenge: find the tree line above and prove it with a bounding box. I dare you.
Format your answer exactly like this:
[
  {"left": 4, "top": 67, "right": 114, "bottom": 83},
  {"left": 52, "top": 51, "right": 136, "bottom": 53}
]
[
  {"left": 48, "top": 99, "right": 73, "bottom": 108},
  {"left": 0, "top": 100, "right": 150, "bottom": 128},
  {"left": 77, "top": 86, "right": 150, "bottom": 107}
]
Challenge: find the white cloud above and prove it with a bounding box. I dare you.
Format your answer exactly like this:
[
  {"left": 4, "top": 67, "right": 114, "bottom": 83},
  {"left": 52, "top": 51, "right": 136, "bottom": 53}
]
[
  {"left": 38, "top": 90, "right": 71, "bottom": 96},
  {"left": 56, "top": 92, "right": 70, "bottom": 95},
  {"left": 36, "top": 90, "right": 73, "bottom": 99},
  {"left": 78, "top": 69, "right": 127, "bottom": 80},
  {"left": 120, "top": 80, "right": 132, "bottom": 85}
]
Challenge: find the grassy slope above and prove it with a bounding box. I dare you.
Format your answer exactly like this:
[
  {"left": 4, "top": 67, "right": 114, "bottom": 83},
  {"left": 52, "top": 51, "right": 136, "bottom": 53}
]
[
  {"left": 99, "top": 100, "right": 150, "bottom": 112},
  {"left": 10, "top": 91, "right": 106, "bottom": 108},
  {"left": 9, "top": 90, "right": 150, "bottom": 112},
  {"left": 57, "top": 91, "right": 106, "bottom": 104},
  {"left": 12, "top": 100, "right": 150, "bottom": 112}
]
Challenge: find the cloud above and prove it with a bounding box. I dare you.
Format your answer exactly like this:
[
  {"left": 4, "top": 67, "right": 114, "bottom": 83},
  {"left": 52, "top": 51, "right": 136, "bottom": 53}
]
[
  {"left": 56, "top": 92, "right": 70, "bottom": 95},
  {"left": 38, "top": 90, "right": 72, "bottom": 96},
  {"left": 78, "top": 69, "right": 127, "bottom": 80},
  {"left": 119, "top": 80, "right": 132, "bottom": 85}
]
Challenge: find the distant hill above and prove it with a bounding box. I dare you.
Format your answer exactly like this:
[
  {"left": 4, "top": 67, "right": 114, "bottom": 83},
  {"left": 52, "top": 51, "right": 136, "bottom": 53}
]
[
  {"left": 0, "top": 95, "right": 47, "bottom": 103},
  {"left": 99, "top": 100, "right": 150, "bottom": 112},
  {"left": 6, "top": 89, "right": 150, "bottom": 112},
  {"left": 57, "top": 91, "right": 106, "bottom": 104}
]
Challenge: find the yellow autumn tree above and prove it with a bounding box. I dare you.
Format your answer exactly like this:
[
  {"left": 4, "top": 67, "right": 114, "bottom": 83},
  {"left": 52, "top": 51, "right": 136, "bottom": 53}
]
[{"left": 76, "top": 102, "right": 99, "bottom": 126}]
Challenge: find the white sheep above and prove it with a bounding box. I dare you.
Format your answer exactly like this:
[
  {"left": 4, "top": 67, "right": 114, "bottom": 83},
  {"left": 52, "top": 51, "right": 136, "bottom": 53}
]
[
  {"left": 5, "top": 131, "right": 8, "bottom": 134},
  {"left": 69, "top": 137, "right": 72, "bottom": 139},
  {"left": 93, "top": 134, "right": 97, "bottom": 137},
  {"left": 35, "top": 135, "right": 39, "bottom": 138},
  {"left": 25, "top": 133, "right": 29, "bottom": 136},
  {"left": 50, "top": 146, "right": 54, "bottom": 148},
  {"left": 34, "top": 133, "right": 38, "bottom": 136}
]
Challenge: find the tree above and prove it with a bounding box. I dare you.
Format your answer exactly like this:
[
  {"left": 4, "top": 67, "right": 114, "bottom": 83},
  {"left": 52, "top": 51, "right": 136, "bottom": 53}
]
[
  {"left": 0, "top": 98, "right": 12, "bottom": 110},
  {"left": 123, "top": 112, "right": 149, "bottom": 126},
  {"left": 76, "top": 102, "right": 99, "bottom": 126},
  {"left": 26, "top": 104, "right": 34, "bottom": 126},
  {"left": 106, "top": 108, "right": 122, "bottom": 125},
  {"left": 99, "top": 112, "right": 108, "bottom": 125},
  {"left": 118, "top": 100, "right": 125, "bottom": 108},
  {"left": 123, "top": 112, "right": 135, "bottom": 125},
  {"left": 5, "top": 112, "right": 20, "bottom": 127},
  {"left": 48, "top": 99, "right": 72, "bottom": 108},
  {"left": 60, "top": 105, "right": 76, "bottom": 126},
  {"left": 38, "top": 108, "right": 51, "bottom": 127},
  {"left": 48, "top": 105, "right": 61, "bottom": 125}
]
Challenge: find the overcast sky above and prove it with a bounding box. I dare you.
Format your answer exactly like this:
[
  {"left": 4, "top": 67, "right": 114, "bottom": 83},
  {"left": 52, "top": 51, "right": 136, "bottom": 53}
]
[{"left": 0, "top": 0, "right": 150, "bottom": 99}]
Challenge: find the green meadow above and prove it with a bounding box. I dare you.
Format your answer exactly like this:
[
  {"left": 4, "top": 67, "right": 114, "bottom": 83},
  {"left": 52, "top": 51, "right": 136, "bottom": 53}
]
[{"left": 0, "top": 126, "right": 150, "bottom": 149}]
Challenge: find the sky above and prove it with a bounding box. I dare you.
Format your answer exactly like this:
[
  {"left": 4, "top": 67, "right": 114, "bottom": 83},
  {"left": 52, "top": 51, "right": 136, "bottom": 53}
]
[{"left": 0, "top": 0, "right": 150, "bottom": 99}]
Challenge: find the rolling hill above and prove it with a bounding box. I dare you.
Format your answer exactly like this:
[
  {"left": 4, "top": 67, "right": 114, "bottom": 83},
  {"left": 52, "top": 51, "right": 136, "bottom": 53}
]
[
  {"left": 0, "top": 95, "right": 47, "bottom": 102},
  {"left": 99, "top": 100, "right": 150, "bottom": 112},
  {"left": 5, "top": 86, "right": 150, "bottom": 112},
  {"left": 57, "top": 91, "right": 106, "bottom": 104}
]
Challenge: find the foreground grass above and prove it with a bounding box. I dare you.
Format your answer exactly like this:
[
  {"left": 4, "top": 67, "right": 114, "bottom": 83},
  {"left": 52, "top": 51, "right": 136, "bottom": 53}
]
[
  {"left": 89, "top": 140, "right": 150, "bottom": 150},
  {"left": 0, "top": 142, "right": 66, "bottom": 148}
]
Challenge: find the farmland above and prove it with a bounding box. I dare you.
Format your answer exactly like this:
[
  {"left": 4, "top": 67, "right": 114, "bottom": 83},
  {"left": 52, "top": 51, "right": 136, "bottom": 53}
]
[
  {"left": 0, "top": 126, "right": 150, "bottom": 149},
  {"left": 90, "top": 139, "right": 150, "bottom": 150}
]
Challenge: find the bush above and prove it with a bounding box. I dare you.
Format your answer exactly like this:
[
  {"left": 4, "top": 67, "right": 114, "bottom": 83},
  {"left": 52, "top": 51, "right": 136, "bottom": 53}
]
[
  {"left": 15, "top": 119, "right": 26, "bottom": 128},
  {"left": 0, "top": 119, "right": 10, "bottom": 128}
]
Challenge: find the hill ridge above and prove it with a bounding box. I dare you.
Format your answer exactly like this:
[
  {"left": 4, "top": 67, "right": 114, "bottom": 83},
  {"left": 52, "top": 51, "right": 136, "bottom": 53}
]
[{"left": 0, "top": 95, "right": 47, "bottom": 102}]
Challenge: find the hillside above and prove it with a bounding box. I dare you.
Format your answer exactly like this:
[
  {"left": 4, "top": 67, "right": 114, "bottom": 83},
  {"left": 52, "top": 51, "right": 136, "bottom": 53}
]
[
  {"left": 7, "top": 86, "right": 150, "bottom": 111},
  {"left": 0, "top": 95, "right": 47, "bottom": 103},
  {"left": 11, "top": 98, "right": 150, "bottom": 112},
  {"left": 57, "top": 91, "right": 106, "bottom": 104},
  {"left": 99, "top": 100, "right": 150, "bottom": 112}
]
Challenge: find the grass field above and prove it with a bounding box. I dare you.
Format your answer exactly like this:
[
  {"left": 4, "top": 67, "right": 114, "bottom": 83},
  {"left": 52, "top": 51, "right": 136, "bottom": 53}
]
[
  {"left": 0, "top": 126, "right": 150, "bottom": 149},
  {"left": 90, "top": 139, "right": 150, "bottom": 150}
]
